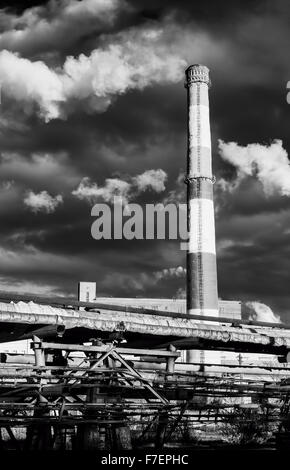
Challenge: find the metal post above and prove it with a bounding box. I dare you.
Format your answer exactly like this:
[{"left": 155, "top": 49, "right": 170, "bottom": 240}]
[
  {"left": 33, "top": 335, "right": 45, "bottom": 367},
  {"left": 166, "top": 345, "right": 176, "bottom": 375},
  {"left": 26, "top": 336, "right": 52, "bottom": 450}
]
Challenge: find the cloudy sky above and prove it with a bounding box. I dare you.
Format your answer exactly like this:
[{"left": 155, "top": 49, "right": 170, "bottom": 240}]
[{"left": 0, "top": 0, "right": 290, "bottom": 319}]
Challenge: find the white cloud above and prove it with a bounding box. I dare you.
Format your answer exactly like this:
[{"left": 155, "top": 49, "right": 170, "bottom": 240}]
[
  {"left": 218, "top": 139, "right": 290, "bottom": 196},
  {"left": 0, "top": 0, "right": 287, "bottom": 125},
  {"left": 242, "top": 301, "right": 280, "bottom": 324},
  {"left": 0, "top": 50, "right": 64, "bottom": 121},
  {"left": 72, "top": 168, "right": 168, "bottom": 204},
  {"left": 72, "top": 176, "right": 130, "bottom": 204},
  {"left": 154, "top": 266, "right": 186, "bottom": 281},
  {"left": 24, "top": 190, "right": 63, "bottom": 213},
  {"left": 0, "top": 23, "right": 186, "bottom": 121},
  {"left": 133, "top": 169, "right": 167, "bottom": 193}
]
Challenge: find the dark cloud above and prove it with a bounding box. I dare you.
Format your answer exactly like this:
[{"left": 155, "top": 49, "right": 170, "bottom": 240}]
[{"left": 0, "top": 0, "right": 289, "bottom": 319}]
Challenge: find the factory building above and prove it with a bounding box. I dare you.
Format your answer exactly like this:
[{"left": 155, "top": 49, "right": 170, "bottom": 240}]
[{"left": 78, "top": 283, "right": 241, "bottom": 318}]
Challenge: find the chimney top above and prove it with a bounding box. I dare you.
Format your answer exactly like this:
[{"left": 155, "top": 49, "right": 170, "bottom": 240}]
[{"left": 185, "top": 64, "right": 211, "bottom": 87}]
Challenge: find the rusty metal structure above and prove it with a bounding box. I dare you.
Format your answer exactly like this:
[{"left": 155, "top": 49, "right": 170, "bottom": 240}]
[{"left": 0, "top": 293, "right": 289, "bottom": 449}]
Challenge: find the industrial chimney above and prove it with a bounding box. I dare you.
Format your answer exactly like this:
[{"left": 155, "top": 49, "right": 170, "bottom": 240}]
[{"left": 184, "top": 65, "right": 219, "bottom": 363}]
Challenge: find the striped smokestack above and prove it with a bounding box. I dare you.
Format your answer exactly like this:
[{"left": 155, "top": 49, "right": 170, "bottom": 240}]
[{"left": 185, "top": 65, "right": 219, "bottom": 362}]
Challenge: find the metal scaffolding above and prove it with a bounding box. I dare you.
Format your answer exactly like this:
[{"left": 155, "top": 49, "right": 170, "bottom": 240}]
[{"left": 0, "top": 337, "right": 290, "bottom": 450}]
